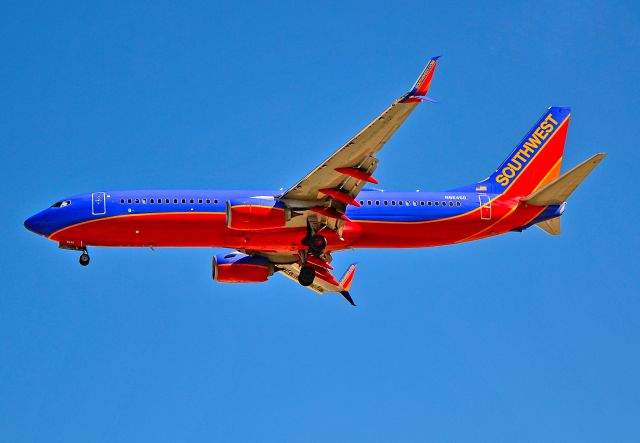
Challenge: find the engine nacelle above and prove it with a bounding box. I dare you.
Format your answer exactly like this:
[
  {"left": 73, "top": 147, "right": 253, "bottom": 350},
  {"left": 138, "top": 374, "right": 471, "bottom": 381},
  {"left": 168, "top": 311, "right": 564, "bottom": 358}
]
[
  {"left": 212, "top": 252, "right": 272, "bottom": 283},
  {"left": 226, "top": 198, "right": 291, "bottom": 230}
]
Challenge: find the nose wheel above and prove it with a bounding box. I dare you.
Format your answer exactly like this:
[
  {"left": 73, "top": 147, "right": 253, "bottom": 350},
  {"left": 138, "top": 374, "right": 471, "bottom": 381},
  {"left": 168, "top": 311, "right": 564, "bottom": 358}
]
[{"left": 79, "top": 251, "right": 90, "bottom": 266}]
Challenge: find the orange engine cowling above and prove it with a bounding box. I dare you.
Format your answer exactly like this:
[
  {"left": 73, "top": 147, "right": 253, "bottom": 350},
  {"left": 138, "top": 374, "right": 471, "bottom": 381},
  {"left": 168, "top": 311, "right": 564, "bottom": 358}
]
[
  {"left": 212, "top": 252, "right": 272, "bottom": 283},
  {"left": 226, "top": 198, "right": 291, "bottom": 230}
]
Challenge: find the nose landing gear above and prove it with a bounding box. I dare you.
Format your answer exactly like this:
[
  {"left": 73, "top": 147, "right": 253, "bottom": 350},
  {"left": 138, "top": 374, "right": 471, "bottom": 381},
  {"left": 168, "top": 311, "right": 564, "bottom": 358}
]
[
  {"left": 59, "top": 243, "right": 91, "bottom": 266},
  {"left": 79, "top": 251, "right": 90, "bottom": 266}
]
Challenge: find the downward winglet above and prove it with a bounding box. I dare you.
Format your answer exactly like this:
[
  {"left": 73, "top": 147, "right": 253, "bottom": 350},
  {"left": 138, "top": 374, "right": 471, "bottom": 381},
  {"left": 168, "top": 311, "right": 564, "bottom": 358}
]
[{"left": 339, "top": 264, "right": 358, "bottom": 306}]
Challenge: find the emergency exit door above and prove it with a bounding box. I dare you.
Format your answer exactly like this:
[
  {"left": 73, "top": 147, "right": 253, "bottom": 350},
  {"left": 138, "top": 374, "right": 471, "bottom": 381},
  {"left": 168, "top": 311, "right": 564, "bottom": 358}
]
[
  {"left": 92, "top": 192, "right": 106, "bottom": 215},
  {"left": 479, "top": 194, "right": 491, "bottom": 220}
]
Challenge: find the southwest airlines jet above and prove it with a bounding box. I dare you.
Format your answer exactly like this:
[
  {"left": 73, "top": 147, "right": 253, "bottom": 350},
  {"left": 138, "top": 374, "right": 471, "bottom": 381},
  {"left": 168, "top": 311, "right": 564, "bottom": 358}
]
[{"left": 24, "top": 57, "right": 605, "bottom": 305}]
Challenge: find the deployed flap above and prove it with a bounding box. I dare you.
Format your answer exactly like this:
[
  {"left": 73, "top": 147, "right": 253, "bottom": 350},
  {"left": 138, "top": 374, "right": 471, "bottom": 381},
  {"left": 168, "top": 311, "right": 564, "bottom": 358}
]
[
  {"left": 523, "top": 153, "right": 606, "bottom": 206},
  {"left": 280, "top": 56, "right": 440, "bottom": 215},
  {"left": 536, "top": 217, "right": 561, "bottom": 235}
]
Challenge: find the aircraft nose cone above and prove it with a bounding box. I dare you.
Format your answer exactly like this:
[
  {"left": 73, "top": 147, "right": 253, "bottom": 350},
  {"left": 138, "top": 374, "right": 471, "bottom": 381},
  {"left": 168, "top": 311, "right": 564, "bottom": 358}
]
[{"left": 24, "top": 212, "right": 48, "bottom": 236}]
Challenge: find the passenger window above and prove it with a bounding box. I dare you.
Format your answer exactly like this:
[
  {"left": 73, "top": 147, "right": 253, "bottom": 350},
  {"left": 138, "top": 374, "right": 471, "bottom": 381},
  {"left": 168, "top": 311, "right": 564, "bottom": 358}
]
[
  {"left": 420, "top": 201, "right": 425, "bottom": 206},
  {"left": 150, "top": 199, "right": 154, "bottom": 204},
  {"left": 142, "top": 198, "right": 147, "bottom": 204},
  {"left": 173, "top": 199, "right": 178, "bottom": 204},
  {"left": 198, "top": 199, "right": 202, "bottom": 204},
  {"left": 456, "top": 201, "right": 461, "bottom": 207},
  {"left": 190, "top": 199, "right": 194, "bottom": 204},
  {"left": 442, "top": 201, "right": 446, "bottom": 206},
  {"left": 128, "top": 199, "right": 132, "bottom": 204},
  {"left": 435, "top": 201, "right": 439, "bottom": 206},
  {"left": 206, "top": 199, "right": 210, "bottom": 204},
  {"left": 375, "top": 200, "right": 380, "bottom": 206},
  {"left": 367, "top": 200, "right": 372, "bottom": 206},
  {"left": 427, "top": 201, "right": 432, "bottom": 206},
  {"left": 135, "top": 199, "right": 140, "bottom": 204},
  {"left": 166, "top": 199, "right": 170, "bottom": 204},
  {"left": 383, "top": 201, "right": 388, "bottom": 206},
  {"left": 391, "top": 201, "right": 396, "bottom": 206},
  {"left": 182, "top": 199, "right": 186, "bottom": 204},
  {"left": 413, "top": 201, "right": 417, "bottom": 206},
  {"left": 399, "top": 201, "right": 403, "bottom": 206},
  {"left": 449, "top": 201, "right": 454, "bottom": 207},
  {"left": 214, "top": 199, "right": 218, "bottom": 204},
  {"left": 359, "top": 200, "right": 364, "bottom": 205},
  {"left": 120, "top": 199, "right": 124, "bottom": 204}
]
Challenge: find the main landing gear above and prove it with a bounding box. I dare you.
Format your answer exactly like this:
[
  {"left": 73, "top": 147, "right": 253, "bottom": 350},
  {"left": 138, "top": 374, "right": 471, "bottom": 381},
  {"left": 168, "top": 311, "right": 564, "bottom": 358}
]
[
  {"left": 298, "top": 265, "right": 316, "bottom": 287},
  {"left": 298, "top": 219, "right": 327, "bottom": 287}
]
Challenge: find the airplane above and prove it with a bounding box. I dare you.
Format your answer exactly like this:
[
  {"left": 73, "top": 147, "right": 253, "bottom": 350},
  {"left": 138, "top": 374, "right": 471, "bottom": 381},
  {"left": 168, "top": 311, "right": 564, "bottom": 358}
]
[{"left": 24, "top": 56, "right": 606, "bottom": 305}]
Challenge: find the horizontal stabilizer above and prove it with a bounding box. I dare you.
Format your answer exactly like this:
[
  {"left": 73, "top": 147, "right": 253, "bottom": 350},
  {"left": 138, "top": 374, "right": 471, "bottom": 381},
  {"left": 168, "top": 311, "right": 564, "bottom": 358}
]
[
  {"left": 536, "top": 217, "right": 561, "bottom": 235},
  {"left": 523, "top": 153, "right": 606, "bottom": 206}
]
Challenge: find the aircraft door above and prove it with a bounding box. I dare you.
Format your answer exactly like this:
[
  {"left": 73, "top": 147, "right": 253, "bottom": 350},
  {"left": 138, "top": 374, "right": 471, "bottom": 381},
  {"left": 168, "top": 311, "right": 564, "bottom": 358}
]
[
  {"left": 479, "top": 194, "right": 491, "bottom": 220},
  {"left": 92, "top": 192, "right": 106, "bottom": 215}
]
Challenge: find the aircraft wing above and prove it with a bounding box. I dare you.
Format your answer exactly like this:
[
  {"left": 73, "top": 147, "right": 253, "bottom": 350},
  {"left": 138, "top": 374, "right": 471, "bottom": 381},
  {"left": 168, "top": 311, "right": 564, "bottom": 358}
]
[
  {"left": 277, "top": 260, "right": 358, "bottom": 305},
  {"left": 280, "top": 56, "right": 440, "bottom": 215}
]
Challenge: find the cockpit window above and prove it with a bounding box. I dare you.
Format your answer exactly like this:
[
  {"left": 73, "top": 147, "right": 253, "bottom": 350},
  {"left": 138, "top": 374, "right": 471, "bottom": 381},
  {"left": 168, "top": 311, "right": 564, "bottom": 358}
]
[{"left": 51, "top": 200, "right": 71, "bottom": 208}]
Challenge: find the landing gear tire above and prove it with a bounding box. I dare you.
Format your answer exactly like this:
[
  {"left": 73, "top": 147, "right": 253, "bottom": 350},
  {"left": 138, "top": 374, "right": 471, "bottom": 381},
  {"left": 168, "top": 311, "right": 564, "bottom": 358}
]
[
  {"left": 79, "top": 253, "right": 90, "bottom": 266},
  {"left": 306, "top": 234, "right": 327, "bottom": 257},
  {"left": 298, "top": 265, "right": 316, "bottom": 287}
]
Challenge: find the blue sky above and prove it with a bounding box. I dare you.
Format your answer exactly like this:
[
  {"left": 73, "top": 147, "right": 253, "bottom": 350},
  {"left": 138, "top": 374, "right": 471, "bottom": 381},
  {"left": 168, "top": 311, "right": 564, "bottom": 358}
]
[{"left": 2, "top": 1, "right": 639, "bottom": 441}]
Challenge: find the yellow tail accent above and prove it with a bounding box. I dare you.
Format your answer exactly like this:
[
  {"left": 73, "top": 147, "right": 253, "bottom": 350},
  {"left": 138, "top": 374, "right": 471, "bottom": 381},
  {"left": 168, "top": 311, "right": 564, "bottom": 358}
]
[
  {"left": 536, "top": 217, "right": 561, "bottom": 235},
  {"left": 523, "top": 153, "right": 606, "bottom": 206}
]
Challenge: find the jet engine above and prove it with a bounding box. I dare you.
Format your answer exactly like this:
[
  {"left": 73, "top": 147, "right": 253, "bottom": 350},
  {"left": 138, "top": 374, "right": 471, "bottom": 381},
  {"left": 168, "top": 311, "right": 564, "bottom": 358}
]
[
  {"left": 225, "top": 198, "right": 291, "bottom": 230},
  {"left": 212, "top": 252, "right": 273, "bottom": 283}
]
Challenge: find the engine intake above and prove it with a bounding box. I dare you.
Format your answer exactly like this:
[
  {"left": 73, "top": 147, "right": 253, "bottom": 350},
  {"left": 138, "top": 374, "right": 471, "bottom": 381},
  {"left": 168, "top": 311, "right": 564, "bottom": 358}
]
[
  {"left": 212, "top": 252, "right": 272, "bottom": 283},
  {"left": 226, "top": 198, "right": 291, "bottom": 230}
]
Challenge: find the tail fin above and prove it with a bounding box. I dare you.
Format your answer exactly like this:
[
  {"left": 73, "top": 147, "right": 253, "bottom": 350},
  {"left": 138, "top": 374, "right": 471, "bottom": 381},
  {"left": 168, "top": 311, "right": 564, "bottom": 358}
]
[
  {"left": 523, "top": 153, "right": 606, "bottom": 206},
  {"left": 476, "top": 107, "right": 572, "bottom": 197}
]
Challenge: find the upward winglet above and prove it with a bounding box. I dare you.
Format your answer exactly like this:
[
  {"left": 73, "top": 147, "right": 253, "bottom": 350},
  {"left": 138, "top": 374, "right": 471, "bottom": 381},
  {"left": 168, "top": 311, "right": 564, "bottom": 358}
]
[{"left": 400, "top": 56, "right": 440, "bottom": 103}]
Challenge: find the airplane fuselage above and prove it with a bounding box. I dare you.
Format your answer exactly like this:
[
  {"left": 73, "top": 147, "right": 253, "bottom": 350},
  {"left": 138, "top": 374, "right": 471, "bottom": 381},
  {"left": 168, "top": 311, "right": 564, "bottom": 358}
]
[{"left": 24, "top": 189, "right": 563, "bottom": 252}]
